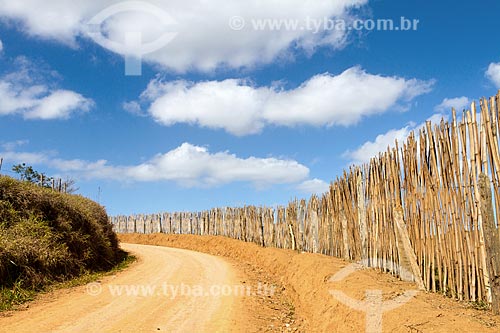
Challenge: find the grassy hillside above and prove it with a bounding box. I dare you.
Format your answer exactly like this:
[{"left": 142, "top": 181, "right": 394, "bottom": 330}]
[{"left": 0, "top": 176, "right": 124, "bottom": 310}]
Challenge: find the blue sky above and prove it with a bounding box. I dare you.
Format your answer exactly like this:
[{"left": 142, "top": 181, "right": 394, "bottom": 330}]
[{"left": 0, "top": 0, "right": 499, "bottom": 215}]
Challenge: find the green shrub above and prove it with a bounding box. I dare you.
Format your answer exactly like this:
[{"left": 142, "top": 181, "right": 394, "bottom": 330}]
[{"left": 0, "top": 176, "right": 123, "bottom": 297}]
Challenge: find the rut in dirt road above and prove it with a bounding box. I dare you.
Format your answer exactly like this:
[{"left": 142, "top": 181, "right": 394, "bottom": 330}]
[{"left": 0, "top": 243, "right": 248, "bottom": 333}]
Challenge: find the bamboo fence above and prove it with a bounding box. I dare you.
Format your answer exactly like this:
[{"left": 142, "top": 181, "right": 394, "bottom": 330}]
[{"left": 111, "top": 92, "right": 500, "bottom": 307}]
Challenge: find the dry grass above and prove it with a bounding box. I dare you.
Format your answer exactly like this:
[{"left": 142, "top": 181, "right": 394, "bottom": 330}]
[{"left": 0, "top": 176, "right": 124, "bottom": 310}]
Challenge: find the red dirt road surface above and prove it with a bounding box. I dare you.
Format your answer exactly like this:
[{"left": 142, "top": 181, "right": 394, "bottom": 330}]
[
  {"left": 2, "top": 235, "right": 500, "bottom": 332},
  {"left": 120, "top": 234, "right": 500, "bottom": 332},
  {"left": 0, "top": 243, "right": 250, "bottom": 332}
]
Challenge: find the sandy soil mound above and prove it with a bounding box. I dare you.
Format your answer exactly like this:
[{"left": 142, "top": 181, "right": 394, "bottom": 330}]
[{"left": 120, "top": 233, "right": 500, "bottom": 332}]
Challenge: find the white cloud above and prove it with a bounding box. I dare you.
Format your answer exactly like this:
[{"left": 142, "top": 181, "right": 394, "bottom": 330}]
[
  {"left": 426, "top": 113, "right": 447, "bottom": 125},
  {"left": 486, "top": 62, "right": 500, "bottom": 88},
  {"left": 123, "top": 101, "right": 146, "bottom": 117},
  {"left": 24, "top": 90, "right": 93, "bottom": 120},
  {"left": 0, "top": 58, "right": 93, "bottom": 119},
  {"left": 344, "top": 112, "right": 448, "bottom": 165},
  {"left": 343, "top": 126, "right": 413, "bottom": 164},
  {"left": 122, "top": 143, "right": 310, "bottom": 187},
  {"left": 0, "top": 39, "right": 3, "bottom": 52},
  {"left": 435, "top": 96, "right": 470, "bottom": 112},
  {"left": 0, "top": 151, "right": 47, "bottom": 165},
  {"left": 1, "top": 143, "right": 310, "bottom": 188},
  {"left": 1, "top": 140, "right": 29, "bottom": 151},
  {"left": 0, "top": 0, "right": 368, "bottom": 72},
  {"left": 135, "top": 67, "right": 433, "bottom": 136},
  {"left": 145, "top": 79, "right": 268, "bottom": 135},
  {"left": 296, "top": 178, "right": 329, "bottom": 194}
]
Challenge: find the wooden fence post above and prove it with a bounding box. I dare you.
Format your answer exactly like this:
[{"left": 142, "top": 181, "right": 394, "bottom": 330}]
[
  {"left": 260, "top": 213, "right": 265, "bottom": 247},
  {"left": 341, "top": 210, "right": 350, "bottom": 261},
  {"left": 298, "top": 201, "right": 305, "bottom": 251},
  {"left": 393, "top": 205, "right": 425, "bottom": 290},
  {"left": 357, "top": 171, "right": 368, "bottom": 261},
  {"left": 289, "top": 224, "right": 296, "bottom": 251},
  {"left": 479, "top": 173, "right": 500, "bottom": 313}
]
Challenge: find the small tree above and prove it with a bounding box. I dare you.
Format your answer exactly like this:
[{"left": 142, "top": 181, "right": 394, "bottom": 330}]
[
  {"left": 62, "top": 177, "right": 79, "bottom": 194},
  {"left": 12, "top": 163, "right": 53, "bottom": 188},
  {"left": 11, "top": 164, "right": 79, "bottom": 193}
]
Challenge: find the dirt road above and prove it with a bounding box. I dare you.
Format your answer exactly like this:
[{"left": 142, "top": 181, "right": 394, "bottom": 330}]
[
  {"left": 0, "top": 243, "right": 247, "bottom": 332},
  {"left": 121, "top": 234, "right": 500, "bottom": 332},
  {"left": 3, "top": 236, "right": 499, "bottom": 332}
]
